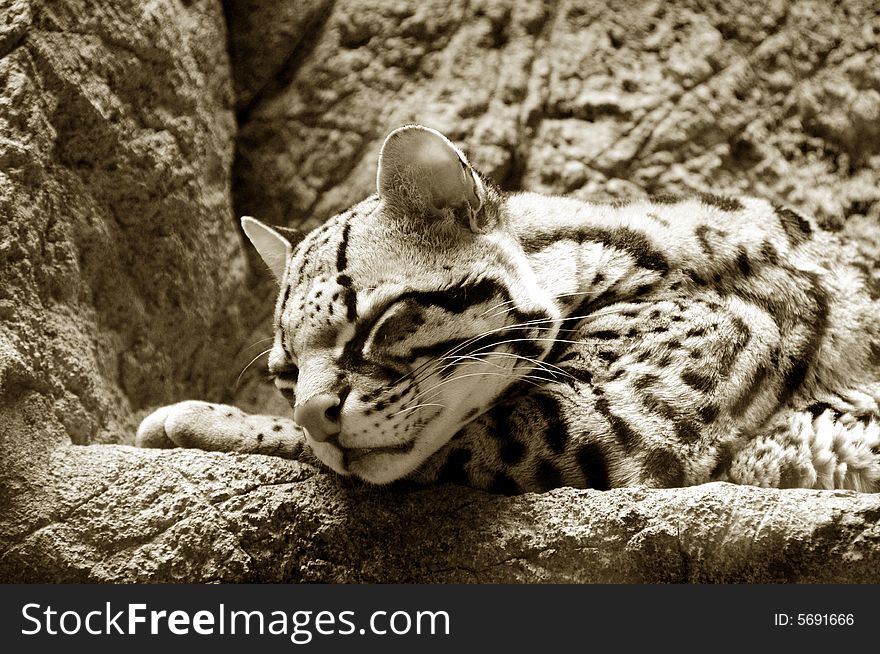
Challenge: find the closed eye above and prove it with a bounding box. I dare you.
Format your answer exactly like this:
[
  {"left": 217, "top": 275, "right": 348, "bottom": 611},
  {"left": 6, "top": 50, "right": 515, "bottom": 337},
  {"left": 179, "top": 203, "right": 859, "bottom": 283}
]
[
  {"left": 271, "top": 366, "right": 299, "bottom": 407},
  {"left": 272, "top": 366, "right": 300, "bottom": 385}
]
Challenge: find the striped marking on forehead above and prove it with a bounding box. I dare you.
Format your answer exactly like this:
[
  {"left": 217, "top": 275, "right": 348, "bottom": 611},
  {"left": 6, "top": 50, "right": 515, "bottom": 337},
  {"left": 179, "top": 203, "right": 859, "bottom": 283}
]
[
  {"left": 335, "top": 213, "right": 357, "bottom": 322},
  {"left": 336, "top": 218, "right": 352, "bottom": 272},
  {"left": 294, "top": 214, "right": 349, "bottom": 284},
  {"left": 277, "top": 205, "right": 363, "bottom": 357}
]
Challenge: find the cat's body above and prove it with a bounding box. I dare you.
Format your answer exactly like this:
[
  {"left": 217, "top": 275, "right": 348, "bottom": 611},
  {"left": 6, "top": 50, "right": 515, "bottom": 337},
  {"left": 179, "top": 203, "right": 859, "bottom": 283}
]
[{"left": 138, "top": 125, "right": 880, "bottom": 493}]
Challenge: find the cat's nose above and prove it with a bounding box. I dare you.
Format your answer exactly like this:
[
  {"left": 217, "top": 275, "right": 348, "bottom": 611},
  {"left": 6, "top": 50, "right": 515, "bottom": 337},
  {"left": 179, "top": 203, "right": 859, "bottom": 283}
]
[{"left": 294, "top": 393, "right": 343, "bottom": 442}]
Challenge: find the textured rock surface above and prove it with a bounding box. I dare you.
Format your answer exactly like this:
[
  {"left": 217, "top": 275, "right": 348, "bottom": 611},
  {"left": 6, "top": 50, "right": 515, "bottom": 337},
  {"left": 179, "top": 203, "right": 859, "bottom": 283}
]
[
  {"left": 0, "top": 0, "right": 260, "bottom": 554},
  {"left": 2, "top": 0, "right": 880, "bottom": 582},
  {"left": 3, "top": 445, "right": 880, "bottom": 583},
  {"left": 232, "top": 0, "right": 880, "bottom": 232}
]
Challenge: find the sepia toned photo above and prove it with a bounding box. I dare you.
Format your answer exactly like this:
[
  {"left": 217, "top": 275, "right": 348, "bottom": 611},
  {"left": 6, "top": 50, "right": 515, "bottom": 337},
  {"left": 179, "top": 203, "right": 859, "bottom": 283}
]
[{"left": 2, "top": 0, "right": 879, "bottom": 594}]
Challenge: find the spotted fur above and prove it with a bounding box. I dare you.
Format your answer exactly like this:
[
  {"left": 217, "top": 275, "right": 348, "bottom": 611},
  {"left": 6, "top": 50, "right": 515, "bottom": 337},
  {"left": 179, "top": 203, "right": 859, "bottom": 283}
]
[{"left": 138, "top": 125, "right": 880, "bottom": 493}]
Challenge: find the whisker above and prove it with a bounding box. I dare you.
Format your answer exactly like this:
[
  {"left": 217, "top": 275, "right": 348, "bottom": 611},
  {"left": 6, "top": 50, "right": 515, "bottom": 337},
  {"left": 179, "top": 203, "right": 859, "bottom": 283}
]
[
  {"left": 438, "top": 354, "right": 511, "bottom": 373},
  {"left": 473, "top": 336, "right": 597, "bottom": 354},
  {"left": 479, "top": 296, "right": 522, "bottom": 317},
  {"left": 485, "top": 289, "right": 609, "bottom": 320},
  {"left": 407, "top": 325, "right": 556, "bottom": 387},
  {"left": 414, "top": 319, "right": 558, "bottom": 375},
  {"left": 514, "top": 373, "right": 572, "bottom": 388},
  {"left": 405, "top": 300, "right": 640, "bottom": 387},
  {"left": 235, "top": 347, "right": 273, "bottom": 390},
  {"left": 442, "top": 347, "right": 574, "bottom": 377},
  {"left": 388, "top": 402, "right": 448, "bottom": 418},
  {"left": 241, "top": 336, "right": 275, "bottom": 354},
  {"left": 433, "top": 351, "right": 576, "bottom": 383},
  {"left": 412, "top": 368, "right": 564, "bottom": 407},
  {"left": 553, "top": 290, "right": 600, "bottom": 301},
  {"left": 414, "top": 371, "right": 563, "bottom": 407},
  {"left": 413, "top": 371, "right": 513, "bottom": 405}
]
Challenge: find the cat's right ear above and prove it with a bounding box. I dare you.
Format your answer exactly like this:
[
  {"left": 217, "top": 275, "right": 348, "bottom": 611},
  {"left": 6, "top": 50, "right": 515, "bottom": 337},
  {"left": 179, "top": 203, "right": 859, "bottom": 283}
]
[
  {"left": 241, "top": 216, "right": 300, "bottom": 280},
  {"left": 377, "top": 125, "right": 488, "bottom": 232}
]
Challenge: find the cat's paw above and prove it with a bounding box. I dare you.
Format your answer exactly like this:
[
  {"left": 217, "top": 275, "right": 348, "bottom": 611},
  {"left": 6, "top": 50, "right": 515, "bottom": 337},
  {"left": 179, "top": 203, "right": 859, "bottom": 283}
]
[
  {"left": 136, "top": 400, "right": 304, "bottom": 459},
  {"left": 135, "top": 403, "right": 181, "bottom": 449}
]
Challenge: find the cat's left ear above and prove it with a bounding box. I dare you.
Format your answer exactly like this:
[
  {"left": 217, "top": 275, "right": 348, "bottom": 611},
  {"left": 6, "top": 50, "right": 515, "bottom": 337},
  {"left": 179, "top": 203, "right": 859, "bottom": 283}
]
[
  {"left": 377, "top": 125, "right": 489, "bottom": 232},
  {"left": 241, "top": 216, "right": 302, "bottom": 281}
]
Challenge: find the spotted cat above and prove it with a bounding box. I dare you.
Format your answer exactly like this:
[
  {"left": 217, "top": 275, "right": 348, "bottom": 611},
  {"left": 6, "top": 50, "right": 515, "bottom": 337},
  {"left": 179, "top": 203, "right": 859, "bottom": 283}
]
[{"left": 137, "top": 125, "right": 880, "bottom": 493}]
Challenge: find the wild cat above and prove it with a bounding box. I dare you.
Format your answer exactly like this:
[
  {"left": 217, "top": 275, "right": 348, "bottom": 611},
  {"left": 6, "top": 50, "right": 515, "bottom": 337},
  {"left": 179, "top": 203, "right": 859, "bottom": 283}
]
[{"left": 138, "top": 125, "right": 880, "bottom": 494}]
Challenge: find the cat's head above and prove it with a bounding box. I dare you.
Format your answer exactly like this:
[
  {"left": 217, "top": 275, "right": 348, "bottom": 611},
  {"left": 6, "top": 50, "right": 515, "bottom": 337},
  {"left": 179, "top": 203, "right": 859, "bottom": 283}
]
[{"left": 242, "top": 125, "right": 560, "bottom": 483}]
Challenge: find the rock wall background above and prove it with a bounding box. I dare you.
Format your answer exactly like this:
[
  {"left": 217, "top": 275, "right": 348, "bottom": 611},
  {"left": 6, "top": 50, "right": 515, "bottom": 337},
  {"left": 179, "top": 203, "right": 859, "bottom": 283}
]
[{"left": 1, "top": 0, "right": 879, "bottom": 582}]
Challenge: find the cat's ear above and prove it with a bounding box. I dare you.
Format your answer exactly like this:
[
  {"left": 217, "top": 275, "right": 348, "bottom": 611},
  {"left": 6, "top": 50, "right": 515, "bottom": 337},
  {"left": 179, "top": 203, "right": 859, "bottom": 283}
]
[
  {"left": 241, "top": 216, "right": 301, "bottom": 280},
  {"left": 377, "top": 125, "right": 489, "bottom": 232}
]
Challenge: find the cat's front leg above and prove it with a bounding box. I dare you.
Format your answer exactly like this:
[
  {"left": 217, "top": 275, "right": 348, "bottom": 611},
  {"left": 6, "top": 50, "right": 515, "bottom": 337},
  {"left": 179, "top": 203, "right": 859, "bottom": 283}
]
[{"left": 136, "top": 400, "right": 305, "bottom": 459}]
